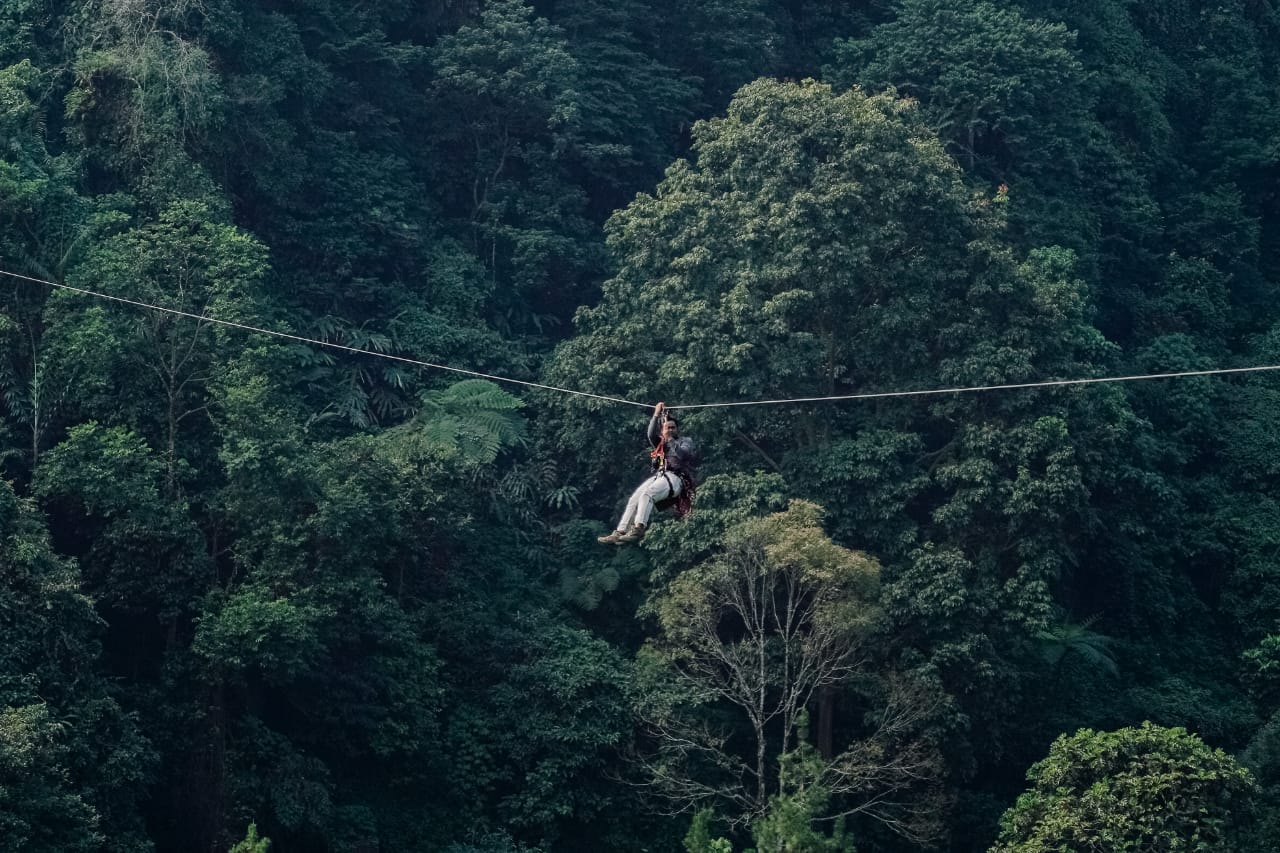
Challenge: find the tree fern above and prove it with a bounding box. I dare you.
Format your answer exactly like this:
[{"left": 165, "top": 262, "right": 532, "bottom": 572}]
[
  {"left": 410, "top": 379, "right": 527, "bottom": 466},
  {"left": 1037, "top": 614, "right": 1119, "bottom": 676}
]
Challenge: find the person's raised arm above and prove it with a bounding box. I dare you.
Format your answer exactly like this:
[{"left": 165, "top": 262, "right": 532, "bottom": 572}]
[{"left": 647, "top": 401, "right": 665, "bottom": 446}]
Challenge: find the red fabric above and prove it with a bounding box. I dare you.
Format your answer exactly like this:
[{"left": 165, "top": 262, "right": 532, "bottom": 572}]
[
  {"left": 650, "top": 438, "right": 666, "bottom": 467},
  {"left": 672, "top": 471, "right": 696, "bottom": 519}
]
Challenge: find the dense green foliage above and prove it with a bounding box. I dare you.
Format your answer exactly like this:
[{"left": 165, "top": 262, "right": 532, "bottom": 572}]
[
  {"left": 991, "top": 723, "right": 1254, "bottom": 852},
  {"left": 0, "top": 0, "right": 1278, "bottom": 850}
]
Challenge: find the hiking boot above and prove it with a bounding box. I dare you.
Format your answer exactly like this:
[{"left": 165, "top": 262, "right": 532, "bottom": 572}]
[
  {"left": 597, "top": 529, "right": 626, "bottom": 545},
  {"left": 618, "top": 523, "right": 646, "bottom": 544}
]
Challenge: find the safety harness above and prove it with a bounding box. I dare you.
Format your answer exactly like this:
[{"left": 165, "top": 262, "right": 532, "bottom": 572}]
[{"left": 650, "top": 411, "right": 696, "bottom": 518}]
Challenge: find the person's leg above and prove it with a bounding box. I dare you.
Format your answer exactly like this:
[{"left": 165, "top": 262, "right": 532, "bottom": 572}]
[
  {"left": 598, "top": 481, "right": 648, "bottom": 543},
  {"left": 632, "top": 473, "right": 680, "bottom": 528},
  {"left": 617, "top": 485, "right": 646, "bottom": 531},
  {"left": 618, "top": 474, "right": 681, "bottom": 542}
]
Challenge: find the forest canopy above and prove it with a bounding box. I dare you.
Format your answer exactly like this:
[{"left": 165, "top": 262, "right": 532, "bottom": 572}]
[{"left": 1, "top": 0, "right": 1279, "bottom": 851}]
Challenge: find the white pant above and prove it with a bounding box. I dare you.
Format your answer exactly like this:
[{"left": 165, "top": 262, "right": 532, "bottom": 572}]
[{"left": 616, "top": 472, "right": 681, "bottom": 531}]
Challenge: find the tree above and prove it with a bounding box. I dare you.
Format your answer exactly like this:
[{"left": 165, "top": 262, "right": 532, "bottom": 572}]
[
  {"left": 679, "top": 736, "right": 861, "bottom": 853},
  {"left": 990, "top": 722, "right": 1255, "bottom": 852},
  {"left": 33, "top": 422, "right": 209, "bottom": 629},
  {"left": 547, "top": 0, "right": 697, "bottom": 215},
  {"left": 198, "top": 382, "right": 465, "bottom": 849},
  {"left": 428, "top": 0, "right": 596, "bottom": 328},
  {"left": 0, "top": 478, "right": 153, "bottom": 852},
  {"left": 1221, "top": 330, "right": 1280, "bottom": 644},
  {"left": 546, "top": 77, "right": 990, "bottom": 486},
  {"left": 0, "top": 0, "right": 62, "bottom": 67},
  {"left": 832, "top": 0, "right": 1086, "bottom": 174},
  {"left": 0, "top": 59, "right": 100, "bottom": 471},
  {"left": 0, "top": 60, "right": 89, "bottom": 279},
  {"left": 193, "top": 0, "right": 531, "bottom": 430},
  {"left": 48, "top": 198, "right": 268, "bottom": 492},
  {"left": 229, "top": 822, "right": 270, "bottom": 853},
  {"left": 771, "top": 0, "right": 884, "bottom": 80},
  {"left": 547, "top": 79, "right": 1113, "bottom": 509},
  {"left": 201, "top": 375, "right": 630, "bottom": 851},
  {"left": 0, "top": 480, "right": 100, "bottom": 853},
  {"left": 828, "top": 0, "right": 1094, "bottom": 251},
  {"left": 1241, "top": 640, "right": 1280, "bottom": 853},
  {"left": 684, "top": 809, "right": 734, "bottom": 853},
  {"left": 0, "top": 704, "right": 101, "bottom": 853},
  {"left": 66, "top": 0, "right": 225, "bottom": 205},
  {"left": 436, "top": 618, "right": 632, "bottom": 849},
  {"left": 652, "top": 0, "right": 780, "bottom": 112},
  {"left": 635, "top": 501, "right": 943, "bottom": 840},
  {"left": 750, "top": 734, "right": 858, "bottom": 853}
]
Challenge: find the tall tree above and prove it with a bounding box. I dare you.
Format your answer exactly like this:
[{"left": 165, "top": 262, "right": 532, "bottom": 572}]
[
  {"left": 0, "top": 58, "right": 107, "bottom": 474},
  {"left": 828, "top": 0, "right": 1095, "bottom": 251},
  {"left": 46, "top": 198, "right": 268, "bottom": 491},
  {"left": 650, "top": 0, "right": 781, "bottom": 113},
  {"left": 635, "top": 501, "right": 943, "bottom": 841},
  {"left": 66, "top": 0, "right": 225, "bottom": 206},
  {"left": 544, "top": 0, "right": 697, "bottom": 216},
  {"left": 428, "top": 0, "right": 596, "bottom": 330}
]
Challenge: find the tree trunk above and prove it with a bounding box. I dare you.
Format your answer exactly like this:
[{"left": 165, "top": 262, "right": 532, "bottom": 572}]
[
  {"left": 818, "top": 687, "right": 835, "bottom": 760},
  {"left": 167, "top": 387, "right": 179, "bottom": 496}
]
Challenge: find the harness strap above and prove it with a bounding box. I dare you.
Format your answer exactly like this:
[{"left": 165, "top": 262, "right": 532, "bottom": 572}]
[
  {"left": 661, "top": 471, "right": 676, "bottom": 499},
  {"left": 650, "top": 409, "right": 671, "bottom": 471}
]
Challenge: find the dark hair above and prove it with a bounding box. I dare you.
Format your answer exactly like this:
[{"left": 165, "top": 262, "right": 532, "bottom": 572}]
[{"left": 664, "top": 414, "right": 679, "bottom": 427}]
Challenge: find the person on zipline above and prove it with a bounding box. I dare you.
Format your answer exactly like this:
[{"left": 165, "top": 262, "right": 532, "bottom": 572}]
[{"left": 598, "top": 401, "right": 697, "bottom": 545}]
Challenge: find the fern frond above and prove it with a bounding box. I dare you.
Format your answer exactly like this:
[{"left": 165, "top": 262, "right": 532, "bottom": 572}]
[{"left": 415, "top": 379, "right": 527, "bottom": 465}]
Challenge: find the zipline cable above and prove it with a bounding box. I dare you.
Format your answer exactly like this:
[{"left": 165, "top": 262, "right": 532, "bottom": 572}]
[
  {"left": 669, "top": 364, "right": 1280, "bottom": 410},
  {"left": 0, "top": 267, "right": 652, "bottom": 409},
  {"left": 6, "top": 266, "right": 1280, "bottom": 412}
]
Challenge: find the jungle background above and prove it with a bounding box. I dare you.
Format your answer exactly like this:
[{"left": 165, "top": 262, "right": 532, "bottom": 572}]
[{"left": 2, "top": 0, "right": 1279, "bottom": 850}]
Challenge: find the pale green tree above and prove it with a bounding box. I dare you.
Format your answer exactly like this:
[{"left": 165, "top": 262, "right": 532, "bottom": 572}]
[
  {"left": 229, "top": 822, "right": 270, "bottom": 853},
  {"left": 636, "top": 502, "right": 943, "bottom": 841},
  {"left": 990, "top": 722, "right": 1255, "bottom": 852}
]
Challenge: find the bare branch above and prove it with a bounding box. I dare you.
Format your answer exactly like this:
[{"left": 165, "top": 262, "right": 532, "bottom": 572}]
[{"left": 633, "top": 504, "right": 944, "bottom": 839}]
